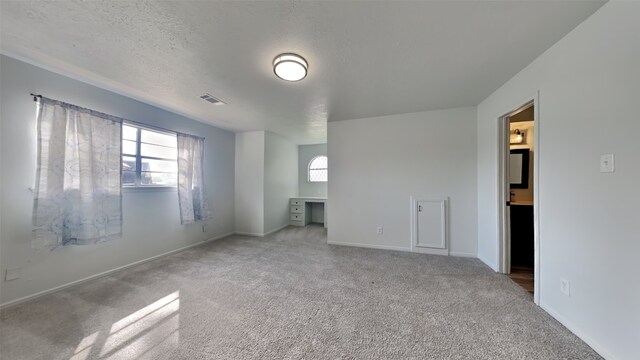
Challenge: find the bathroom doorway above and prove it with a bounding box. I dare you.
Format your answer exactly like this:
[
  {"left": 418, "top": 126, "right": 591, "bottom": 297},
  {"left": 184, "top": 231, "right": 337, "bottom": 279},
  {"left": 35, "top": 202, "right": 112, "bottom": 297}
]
[
  {"left": 507, "top": 105, "right": 535, "bottom": 295},
  {"left": 498, "top": 97, "right": 539, "bottom": 304}
]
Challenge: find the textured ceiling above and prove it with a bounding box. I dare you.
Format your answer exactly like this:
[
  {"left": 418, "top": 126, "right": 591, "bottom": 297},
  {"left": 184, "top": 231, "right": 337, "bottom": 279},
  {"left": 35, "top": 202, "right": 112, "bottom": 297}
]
[{"left": 0, "top": 1, "right": 605, "bottom": 144}]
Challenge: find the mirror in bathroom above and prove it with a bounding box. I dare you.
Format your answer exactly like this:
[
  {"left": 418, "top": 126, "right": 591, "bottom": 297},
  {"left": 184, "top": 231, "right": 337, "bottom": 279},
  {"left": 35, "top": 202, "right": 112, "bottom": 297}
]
[{"left": 509, "top": 149, "right": 529, "bottom": 189}]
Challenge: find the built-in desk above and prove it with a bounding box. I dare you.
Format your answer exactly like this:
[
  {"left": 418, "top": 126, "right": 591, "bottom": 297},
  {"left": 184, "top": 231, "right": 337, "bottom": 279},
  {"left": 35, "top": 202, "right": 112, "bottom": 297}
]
[{"left": 290, "top": 197, "right": 327, "bottom": 228}]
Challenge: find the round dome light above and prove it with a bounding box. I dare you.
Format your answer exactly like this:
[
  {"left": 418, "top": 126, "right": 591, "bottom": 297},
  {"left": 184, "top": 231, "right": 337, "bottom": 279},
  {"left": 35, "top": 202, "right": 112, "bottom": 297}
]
[{"left": 273, "top": 53, "right": 308, "bottom": 82}]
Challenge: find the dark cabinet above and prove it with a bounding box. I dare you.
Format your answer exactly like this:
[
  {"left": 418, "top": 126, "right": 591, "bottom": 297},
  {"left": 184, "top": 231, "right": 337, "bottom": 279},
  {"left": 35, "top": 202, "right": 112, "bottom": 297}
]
[{"left": 510, "top": 205, "right": 534, "bottom": 269}]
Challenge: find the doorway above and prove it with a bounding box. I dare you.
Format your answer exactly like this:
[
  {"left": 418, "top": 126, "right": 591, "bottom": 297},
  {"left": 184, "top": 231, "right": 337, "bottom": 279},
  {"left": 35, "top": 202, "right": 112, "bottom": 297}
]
[{"left": 498, "top": 98, "right": 539, "bottom": 303}]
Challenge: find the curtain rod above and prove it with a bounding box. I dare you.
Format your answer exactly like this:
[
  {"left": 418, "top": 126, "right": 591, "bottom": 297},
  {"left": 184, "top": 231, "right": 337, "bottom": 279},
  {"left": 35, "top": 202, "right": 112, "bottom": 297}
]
[{"left": 30, "top": 93, "right": 205, "bottom": 140}]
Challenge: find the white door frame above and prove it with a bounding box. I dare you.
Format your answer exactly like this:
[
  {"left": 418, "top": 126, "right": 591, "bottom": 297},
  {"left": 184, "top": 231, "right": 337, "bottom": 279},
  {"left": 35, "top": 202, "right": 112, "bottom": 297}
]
[{"left": 497, "top": 92, "right": 541, "bottom": 305}]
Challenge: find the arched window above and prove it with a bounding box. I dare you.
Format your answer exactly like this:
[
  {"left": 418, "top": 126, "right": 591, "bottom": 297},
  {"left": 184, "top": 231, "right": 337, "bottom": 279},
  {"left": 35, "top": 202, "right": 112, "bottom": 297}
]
[{"left": 308, "top": 155, "right": 328, "bottom": 182}]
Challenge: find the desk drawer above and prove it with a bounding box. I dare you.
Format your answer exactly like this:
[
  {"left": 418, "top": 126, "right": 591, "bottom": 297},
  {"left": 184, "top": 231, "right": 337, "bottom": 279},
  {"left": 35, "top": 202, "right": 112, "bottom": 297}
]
[
  {"left": 290, "top": 219, "right": 304, "bottom": 226},
  {"left": 291, "top": 213, "right": 303, "bottom": 221},
  {"left": 291, "top": 199, "right": 303, "bottom": 206},
  {"left": 291, "top": 205, "right": 303, "bottom": 214}
]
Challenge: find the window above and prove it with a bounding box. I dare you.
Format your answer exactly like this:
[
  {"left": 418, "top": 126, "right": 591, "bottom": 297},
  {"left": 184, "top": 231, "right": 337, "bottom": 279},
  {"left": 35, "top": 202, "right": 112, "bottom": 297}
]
[
  {"left": 122, "top": 124, "right": 178, "bottom": 187},
  {"left": 308, "top": 155, "right": 328, "bottom": 182}
]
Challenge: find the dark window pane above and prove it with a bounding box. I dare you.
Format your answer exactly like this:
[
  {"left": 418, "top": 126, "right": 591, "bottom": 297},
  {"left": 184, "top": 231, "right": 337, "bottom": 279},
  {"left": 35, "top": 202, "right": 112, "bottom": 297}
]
[
  {"left": 122, "top": 171, "right": 137, "bottom": 185},
  {"left": 122, "top": 156, "right": 136, "bottom": 171}
]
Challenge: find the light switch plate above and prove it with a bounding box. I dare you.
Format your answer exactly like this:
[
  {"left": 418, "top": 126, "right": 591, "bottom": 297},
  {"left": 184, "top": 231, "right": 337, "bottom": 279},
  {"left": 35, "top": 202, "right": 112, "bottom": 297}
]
[
  {"left": 600, "top": 154, "right": 614, "bottom": 173},
  {"left": 560, "top": 278, "right": 570, "bottom": 296}
]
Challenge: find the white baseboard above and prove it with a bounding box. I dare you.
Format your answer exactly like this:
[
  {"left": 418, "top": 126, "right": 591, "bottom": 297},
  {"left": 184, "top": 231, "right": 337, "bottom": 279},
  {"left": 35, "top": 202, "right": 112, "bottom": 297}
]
[
  {"left": 327, "top": 241, "right": 477, "bottom": 259},
  {"left": 540, "top": 301, "right": 617, "bottom": 360},
  {"left": 0, "top": 231, "right": 234, "bottom": 310},
  {"left": 449, "top": 251, "right": 477, "bottom": 258},
  {"left": 235, "top": 224, "right": 290, "bottom": 238},
  {"left": 327, "top": 241, "right": 411, "bottom": 253},
  {"left": 263, "top": 224, "right": 290, "bottom": 237},
  {"left": 412, "top": 246, "right": 449, "bottom": 256},
  {"left": 234, "top": 231, "right": 265, "bottom": 237}
]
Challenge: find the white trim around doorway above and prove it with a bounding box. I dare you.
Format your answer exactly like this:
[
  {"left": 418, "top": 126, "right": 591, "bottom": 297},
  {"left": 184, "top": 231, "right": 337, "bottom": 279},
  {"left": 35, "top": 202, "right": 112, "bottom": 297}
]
[{"left": 496, "top": 92, "right": 541, "bottom": 305}]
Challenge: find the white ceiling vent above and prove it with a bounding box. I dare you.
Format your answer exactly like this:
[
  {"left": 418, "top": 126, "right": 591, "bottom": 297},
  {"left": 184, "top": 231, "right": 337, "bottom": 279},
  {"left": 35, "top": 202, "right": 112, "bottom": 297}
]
[{"left": 199, "top": 93, "right": 226, "bottom": 105}]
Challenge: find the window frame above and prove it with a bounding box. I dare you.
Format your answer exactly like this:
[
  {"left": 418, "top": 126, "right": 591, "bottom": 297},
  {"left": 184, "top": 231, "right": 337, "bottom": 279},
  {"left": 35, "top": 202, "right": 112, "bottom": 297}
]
[
  {"left": 307, "top": 155, "right": 328, "bottom": 183},
  {"left": 122, "top": 122, "right": 178, "bottom": 190}
]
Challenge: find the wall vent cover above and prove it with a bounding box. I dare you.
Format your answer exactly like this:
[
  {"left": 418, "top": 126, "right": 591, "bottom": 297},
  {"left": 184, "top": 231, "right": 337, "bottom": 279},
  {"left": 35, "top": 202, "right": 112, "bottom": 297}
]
[{"left": 199, "top": 93, "right": 226, "bottom": 105}]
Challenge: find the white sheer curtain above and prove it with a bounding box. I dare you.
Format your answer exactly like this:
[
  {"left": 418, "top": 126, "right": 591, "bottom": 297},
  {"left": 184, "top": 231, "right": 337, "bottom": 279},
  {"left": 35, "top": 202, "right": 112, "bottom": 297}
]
[
  {"left": 177, "top": 133, "right": 210, "bottom": 224},
  {"left": 33, "top": 97, "right": 122, "bottom": 250}
]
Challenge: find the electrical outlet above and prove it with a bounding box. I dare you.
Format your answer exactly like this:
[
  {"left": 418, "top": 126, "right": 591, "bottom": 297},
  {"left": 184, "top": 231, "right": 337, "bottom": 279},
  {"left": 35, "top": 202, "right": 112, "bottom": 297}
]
[
  {"left": 600, "top": 154, "right": 614, "bottom": 173},
  {"left": 5, "top": 267, "right": 21, "bottom": 281},
  {"left": 376, "top": 226, "right": 383, "bottom": 235},
  {"left": 560, "top": 278, "right": 571, "bottom": 296}
]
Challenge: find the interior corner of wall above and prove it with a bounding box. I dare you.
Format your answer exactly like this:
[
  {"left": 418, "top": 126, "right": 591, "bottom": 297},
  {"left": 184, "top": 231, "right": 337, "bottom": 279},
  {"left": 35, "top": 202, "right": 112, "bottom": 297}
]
[{"left": 477, "top": 252, "right": 497, "bottom": 272}]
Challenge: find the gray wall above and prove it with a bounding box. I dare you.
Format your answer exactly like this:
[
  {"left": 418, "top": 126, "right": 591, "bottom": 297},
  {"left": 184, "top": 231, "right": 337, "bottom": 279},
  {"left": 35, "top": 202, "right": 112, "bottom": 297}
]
[
  {"left": 476, "top": 3, "right": 639, "bottom": 359},
  {"left": 298, "top": 144, "right": 327, "bottom": 198},
  {"left": 234, "top": 131, "right": 265, "bottom": 236},
  {"left": 328, "top": 107, "right": 478, "bottom": 256},
  {"left": 264, "top": 132, "right": 298, "bottom": 234},
  {"left": 235, "top": 131, "right": 298, "bottom": 236},
  {"left": 0, "top": 55, "right": 236, "bottom": 305}
]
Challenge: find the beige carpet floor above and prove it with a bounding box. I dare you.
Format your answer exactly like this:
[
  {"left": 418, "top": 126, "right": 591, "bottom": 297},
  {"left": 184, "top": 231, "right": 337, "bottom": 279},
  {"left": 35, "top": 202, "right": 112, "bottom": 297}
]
[{"left": 0, "top": 224, "right": 600, "bottom": 359}]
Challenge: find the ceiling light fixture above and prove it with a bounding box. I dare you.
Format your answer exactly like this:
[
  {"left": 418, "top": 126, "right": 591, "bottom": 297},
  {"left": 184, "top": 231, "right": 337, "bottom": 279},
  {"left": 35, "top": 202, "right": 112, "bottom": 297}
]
[{"left": 273, "top": 53, "right": 308, "bottom": 82}]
